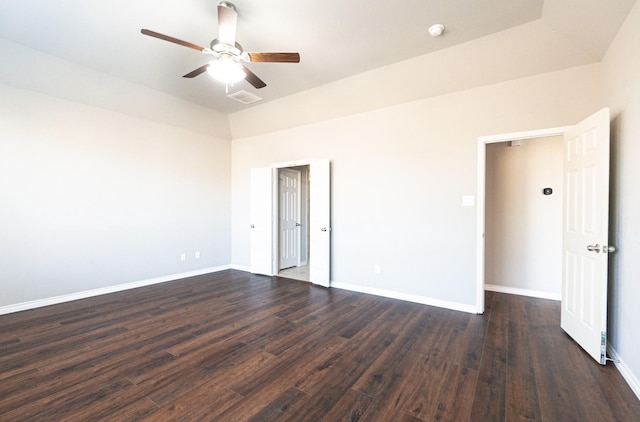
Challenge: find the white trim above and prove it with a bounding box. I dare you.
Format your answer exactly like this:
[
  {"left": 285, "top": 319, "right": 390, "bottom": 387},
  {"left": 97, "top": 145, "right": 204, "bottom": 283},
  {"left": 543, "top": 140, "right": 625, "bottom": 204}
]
[
  {"left": 478, "top": 127, "right": 570, "bottom": 144},
  {"left": 476, "top": 126, "right": 570, "bottom": 315},
  {"left": 0, "top": 265, "right": 232, "bottom": 316},
  {"left": 332, "top": 281, "right": 479, "bottom": 314},
  {"left": 229, "top": 263, "right": 252, "bottom": 272},
  {"left": 485, "top": 284, "right": 561, "bottom": 301},
  {"left": 277, "top": 167, "right": 303, "bottom": 271},
  {"left": 270, "top": 159, "right": 315, "bottom": 168},
  {"left": 476, "top": 140, "right": 486, "bottom": 314},
  {"left": 607, "top": 344, "right": 640, "bottom": 400}
]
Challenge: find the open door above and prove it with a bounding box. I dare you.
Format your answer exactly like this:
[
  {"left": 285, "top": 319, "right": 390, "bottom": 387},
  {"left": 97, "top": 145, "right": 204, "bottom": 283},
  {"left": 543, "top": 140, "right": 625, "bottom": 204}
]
[
  {"left": 309, "top": 159, "right": 331, "bottom": 287},
  {"left": 250, "top": 167, "right": 274, "bottom": 275},
  {"left": 561, "top": 108, "right": 612, "bottom": 365}
]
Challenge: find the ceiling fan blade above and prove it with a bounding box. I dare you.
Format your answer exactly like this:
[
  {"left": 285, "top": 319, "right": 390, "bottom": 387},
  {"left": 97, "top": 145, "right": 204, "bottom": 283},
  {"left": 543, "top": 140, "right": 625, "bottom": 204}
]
[
  {"left": 217, "top": 1, "right": 238, "bottom": 46},
  {"left": 247, "top": 52, "right": 300, "bottom": 63},
  {"left": 141, "top": 29, "right": 206, "bottom": 52},
  {"left": 241, "top": 66, "right": 266, "bottom": 89},
  {"left": 183, "top": 64, "right": 210, "bottom": 78}
]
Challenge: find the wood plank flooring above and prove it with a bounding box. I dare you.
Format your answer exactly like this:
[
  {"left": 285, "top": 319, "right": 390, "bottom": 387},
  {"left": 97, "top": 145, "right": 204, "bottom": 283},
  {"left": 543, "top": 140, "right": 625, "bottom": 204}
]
[{"left": 1, "top": 270, "right": 638, "bottom": 421}]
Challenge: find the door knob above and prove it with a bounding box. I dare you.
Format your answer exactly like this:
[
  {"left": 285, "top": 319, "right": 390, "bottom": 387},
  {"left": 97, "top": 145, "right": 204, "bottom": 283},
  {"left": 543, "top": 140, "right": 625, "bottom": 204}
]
[
  {"left": 603, "top": 245, "right": 617, "bottom": 253},
  {"left": 250, "top": 224, "right": 255, "bottom": 228},
  {"left": 296, "top": 223, "right": 301, "bottom": 226},
  {"left": 586, "top": 244, "right": 601, "bottom": 253}
]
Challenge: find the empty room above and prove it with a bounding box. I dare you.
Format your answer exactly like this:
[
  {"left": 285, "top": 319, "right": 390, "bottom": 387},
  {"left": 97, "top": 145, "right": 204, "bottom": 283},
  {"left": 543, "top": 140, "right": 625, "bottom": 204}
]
[{"left": 1, "top": 0, "right": 640, "bottom": 420}]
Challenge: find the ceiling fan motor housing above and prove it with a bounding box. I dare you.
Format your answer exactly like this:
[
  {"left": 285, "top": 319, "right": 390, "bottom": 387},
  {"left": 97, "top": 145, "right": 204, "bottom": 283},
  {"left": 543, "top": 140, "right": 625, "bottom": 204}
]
[
  {"left": 211, "top": 39, "right": 243, "bottom": 56},
  {"left": 218, "top": 1, "right": 236, "bottom": 11}
]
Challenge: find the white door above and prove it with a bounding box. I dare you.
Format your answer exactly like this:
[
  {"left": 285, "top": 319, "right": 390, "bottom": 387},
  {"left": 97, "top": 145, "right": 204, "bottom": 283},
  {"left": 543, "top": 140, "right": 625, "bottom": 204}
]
[
  {"left": 561, "top": 108, "right": 611, "bottom": 365},
  {"left": 250, "top": 167, "right": 274, "bottom": 275},
  {"left": 278, "top": 168, "right": 301, "bottom": 270},
  {"left": 309, "top": 159, "right": 331, "bottom": 287}
]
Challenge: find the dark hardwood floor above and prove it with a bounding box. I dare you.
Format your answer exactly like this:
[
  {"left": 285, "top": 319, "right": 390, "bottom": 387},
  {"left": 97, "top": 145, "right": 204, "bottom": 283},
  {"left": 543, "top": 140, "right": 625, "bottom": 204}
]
[{"left": 1, "top": 270, "right": 638, "bottom": 421}]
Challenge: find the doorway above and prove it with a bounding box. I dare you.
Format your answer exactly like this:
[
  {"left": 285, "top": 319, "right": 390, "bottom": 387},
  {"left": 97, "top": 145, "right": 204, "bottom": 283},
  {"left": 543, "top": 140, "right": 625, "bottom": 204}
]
[
  {"left": 277, "top": 165, "right": 310, "bottom": 281},
  {"left": 250, "top": 159, "right": 331, "bottom": 287},
  {"left": 484, "top": 136, "right": 564, "bottom": 300},
  {"left": 476, "top": 126, "right": 569, "bottom": 313}
]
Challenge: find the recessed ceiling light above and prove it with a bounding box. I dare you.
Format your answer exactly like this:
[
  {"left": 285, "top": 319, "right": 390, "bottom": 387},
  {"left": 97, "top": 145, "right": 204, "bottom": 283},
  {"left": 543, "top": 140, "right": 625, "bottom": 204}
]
[{"left": 428, "top": 24, "right": 445, "bottom": 37}]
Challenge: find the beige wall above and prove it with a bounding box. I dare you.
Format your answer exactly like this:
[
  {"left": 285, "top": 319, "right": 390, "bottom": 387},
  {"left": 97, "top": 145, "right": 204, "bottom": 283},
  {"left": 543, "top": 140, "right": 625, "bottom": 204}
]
[
  {"left": 485, "top": 137, "right": 563, "bottom": 297},
  {"left": 0, "top": 84, "right": 232, "bottom": 306},
  {"left": 231, "top": 64, "right": 603, "bottom": 308},
  {"left": 602, "top": 0, "right": 640, "bottom": 394}
]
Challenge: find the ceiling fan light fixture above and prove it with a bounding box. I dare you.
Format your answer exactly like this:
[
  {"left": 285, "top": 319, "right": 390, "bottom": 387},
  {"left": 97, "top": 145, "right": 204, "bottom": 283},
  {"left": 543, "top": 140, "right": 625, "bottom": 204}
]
[
  {"left": 206, "top": 58, "right": 246, "bottom": 84},
  {"left": 141, "top": 0, "right": 299, "bottom": 91}
]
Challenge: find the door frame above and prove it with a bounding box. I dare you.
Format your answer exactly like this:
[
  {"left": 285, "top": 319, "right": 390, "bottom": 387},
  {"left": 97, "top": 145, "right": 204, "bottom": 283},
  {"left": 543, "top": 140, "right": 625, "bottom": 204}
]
[
  {"left": 277, "top": 167, "right": 303, "bottom": 271},
  {"left": 476, "top": 126, "right": 570, "bottom": 313},
  {"left": 271, "top": 160, "right": 312, "bottom": 275},
  {"left": 250, "top": 158, "right": 330, "bottom": 285}
]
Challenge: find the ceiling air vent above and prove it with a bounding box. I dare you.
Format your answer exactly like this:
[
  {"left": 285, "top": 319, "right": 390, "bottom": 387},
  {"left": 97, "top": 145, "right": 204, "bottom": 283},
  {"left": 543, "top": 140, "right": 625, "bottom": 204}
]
[{"left": 227, "top": 90, "right": 263, "bottom": 105}]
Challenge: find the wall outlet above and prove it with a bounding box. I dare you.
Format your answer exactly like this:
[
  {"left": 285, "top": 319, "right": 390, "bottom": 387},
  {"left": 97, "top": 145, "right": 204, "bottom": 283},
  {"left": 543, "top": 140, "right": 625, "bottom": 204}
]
[
  {"left": 180, "top": 252, "right": 186, "bottom": 261},
  {"left": 374, "top": 264, "right": 381, "bottom": 274},
  {"left": 195, "top": 251, "right": 200, "bottom": 259}
]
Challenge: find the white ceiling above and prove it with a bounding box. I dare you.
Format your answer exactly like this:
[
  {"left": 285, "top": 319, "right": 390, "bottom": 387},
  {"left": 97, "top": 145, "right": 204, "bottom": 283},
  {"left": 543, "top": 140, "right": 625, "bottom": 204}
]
[{"left": 0, "top": 0, "right": 636, "bottom": 114}]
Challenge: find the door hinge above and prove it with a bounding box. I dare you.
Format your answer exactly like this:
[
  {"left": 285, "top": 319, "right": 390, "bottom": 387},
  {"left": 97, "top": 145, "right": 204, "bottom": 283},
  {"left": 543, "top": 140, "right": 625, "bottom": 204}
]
[{"left": 600, "top": 331, "right": 607, "bottom": 365}]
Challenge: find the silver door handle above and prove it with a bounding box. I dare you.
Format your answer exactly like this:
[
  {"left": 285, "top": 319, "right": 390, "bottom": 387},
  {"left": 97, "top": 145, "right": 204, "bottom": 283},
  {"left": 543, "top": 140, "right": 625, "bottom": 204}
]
[
  {"left": 587, "top": 244, "right": 601, "bottom": 253},
  {"left": 296, "top": 223, "right": 301, "bottom": 226},
  {"left": 321, "top": 227, "right": 331, "bottom": 232},
  {"left": 250, "top": 224, "right": 255, "bottom": 228},
  {"left": 603, "top": 245, "right": 616, "bottom": 253}
]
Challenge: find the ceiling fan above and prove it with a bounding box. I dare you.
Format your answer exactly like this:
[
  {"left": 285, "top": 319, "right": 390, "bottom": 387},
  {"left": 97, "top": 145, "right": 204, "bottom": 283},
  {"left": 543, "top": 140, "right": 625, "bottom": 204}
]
[{"left": 141, "top": 1, "right": 300, "bottom": 90}]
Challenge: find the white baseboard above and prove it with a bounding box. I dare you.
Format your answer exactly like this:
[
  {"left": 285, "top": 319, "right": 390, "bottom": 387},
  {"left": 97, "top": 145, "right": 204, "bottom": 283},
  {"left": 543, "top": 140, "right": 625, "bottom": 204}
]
[
  {"left": 331, "top": 281, "right": 479, "bottom": 314},
  {"left": 0, "top": 265, "right": 233, "bottom": 316},
  {"left": 485, "top": 284, "right": 561, "bottom": 301},
  {"left": 0, "top": 269, "right": 557, "bottom": 318},
  {"left": 607, "top": 344, "right": 640, "bottom": 401}
]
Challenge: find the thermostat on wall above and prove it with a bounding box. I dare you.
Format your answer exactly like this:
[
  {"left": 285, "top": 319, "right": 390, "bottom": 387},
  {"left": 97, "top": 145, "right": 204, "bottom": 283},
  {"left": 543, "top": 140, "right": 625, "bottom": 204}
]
[{"left": 543, "top": 187, "right": 553, "bottom": 195}]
